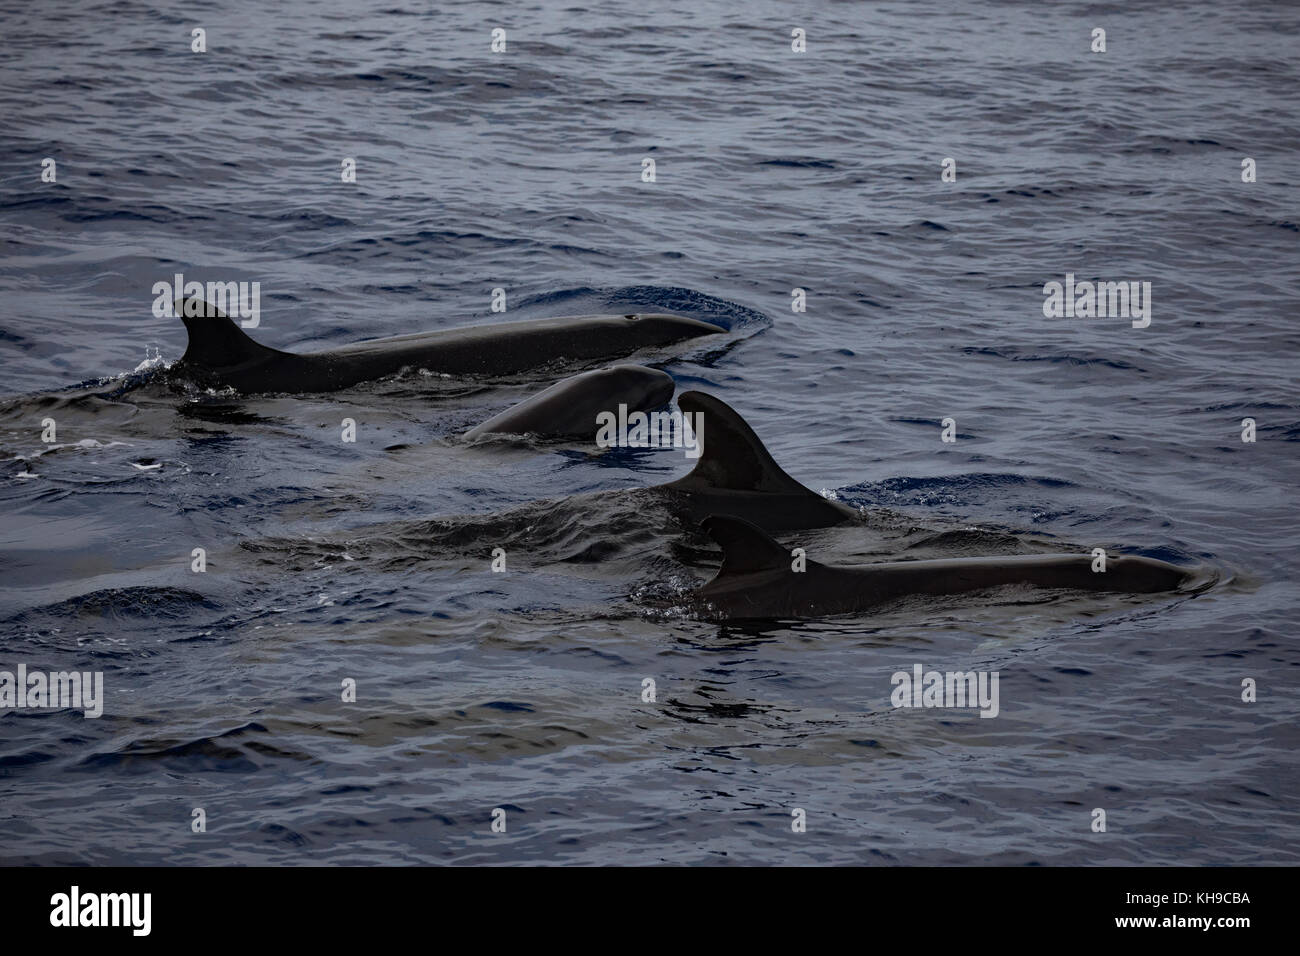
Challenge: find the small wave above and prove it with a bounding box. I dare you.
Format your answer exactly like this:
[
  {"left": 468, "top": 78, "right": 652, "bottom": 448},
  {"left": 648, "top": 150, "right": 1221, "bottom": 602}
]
[{"left": 6, "top": 587, "right": 219, "bottom": 626}]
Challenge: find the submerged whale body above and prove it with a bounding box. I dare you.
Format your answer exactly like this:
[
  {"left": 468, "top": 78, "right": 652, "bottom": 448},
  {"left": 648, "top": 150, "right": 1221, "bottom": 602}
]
[
  {"left": 464, "top": 365, "right": 675, "bottom": 441},
  {"left": 692, "top": 515, "right": 1204, "bottom": 620},
  {"left": 172, "top": 298, "right": 724, "bottom": 394}
]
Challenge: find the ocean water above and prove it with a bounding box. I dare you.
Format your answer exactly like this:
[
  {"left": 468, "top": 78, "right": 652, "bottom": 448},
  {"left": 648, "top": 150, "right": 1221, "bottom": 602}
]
[{"left": 1, "top": 0, "right": 1297, "bottom": 865}]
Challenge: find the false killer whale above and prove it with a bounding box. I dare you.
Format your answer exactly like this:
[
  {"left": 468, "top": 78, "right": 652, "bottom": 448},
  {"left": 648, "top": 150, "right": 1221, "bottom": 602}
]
[
  {"left": 651, "top": 391, "right": 858, "bottom": 532},
  {"left": 171, "top": 297, "right": 724, "bottom": 394},
  {"left": 431, "top": 389, "right": 857, "bottom": 537},
  {"left": 464, "top": 365, "right": 675, "bottom": 441},
  {"left": 692, "top": 515, "right": 1205, "bottom": 620}
]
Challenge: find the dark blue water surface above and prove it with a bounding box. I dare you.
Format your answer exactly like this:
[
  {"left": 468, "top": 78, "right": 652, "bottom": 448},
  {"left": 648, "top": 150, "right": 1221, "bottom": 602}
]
[{"left": 1, "top": 0, "right": 1298, "bottom": 865}]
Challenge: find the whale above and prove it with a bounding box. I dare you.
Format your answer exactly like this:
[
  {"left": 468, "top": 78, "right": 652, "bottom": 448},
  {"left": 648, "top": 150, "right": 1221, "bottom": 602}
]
[
  {"left": 456, "top": 388, "right": 857, "bottom": 532},
  {"left": 691, "top": 514, "right": 1206, "bottom": 620},
  {"left": 651, "top": 391, "right": 858, "bottom": 532},
  {"left": 405, "top": 388, "right": 857, "bottom": 536},
  {"left": 464, "top": 365, "right": 675, "bottom": 441},
  {"left": 170, "top": 297, "right": 724, "bottom": 394}
]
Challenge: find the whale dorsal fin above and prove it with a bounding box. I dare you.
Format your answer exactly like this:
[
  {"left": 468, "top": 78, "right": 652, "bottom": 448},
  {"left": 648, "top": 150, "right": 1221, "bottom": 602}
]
[
  {"left": 664, "top": 391, "right": 814, "bottom": 496},
  {"left": 701, "top": 515, "right": 792, "bottom": 573},
  {"left": 177, "top": 297, "right": 281, "bottom": 369}
]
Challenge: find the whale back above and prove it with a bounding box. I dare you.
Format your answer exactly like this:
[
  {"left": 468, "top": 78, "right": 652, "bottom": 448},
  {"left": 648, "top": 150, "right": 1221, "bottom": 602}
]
[
  {"left": 694, "top": 515, "right": 1205, "bottom": 620},
  {"left": 172, "top": 305, "right": 723, "bottom": 392}
]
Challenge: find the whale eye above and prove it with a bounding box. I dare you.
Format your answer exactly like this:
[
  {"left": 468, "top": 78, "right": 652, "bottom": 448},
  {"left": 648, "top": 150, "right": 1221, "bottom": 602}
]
[{"left": 624, "top": 313, "right": 638, "bottom": 320}]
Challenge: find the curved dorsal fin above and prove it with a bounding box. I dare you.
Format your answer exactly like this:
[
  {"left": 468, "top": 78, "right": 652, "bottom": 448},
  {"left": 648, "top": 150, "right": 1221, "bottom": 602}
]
[
  {"left": 664, "top": 391, "right": 813, "bottom": 495},
  {"left": 176, "top": 297, "right": 280, "bottom": 369},
  {"left": 701, "top": 514, "right": 791, "bottom": 573}
]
